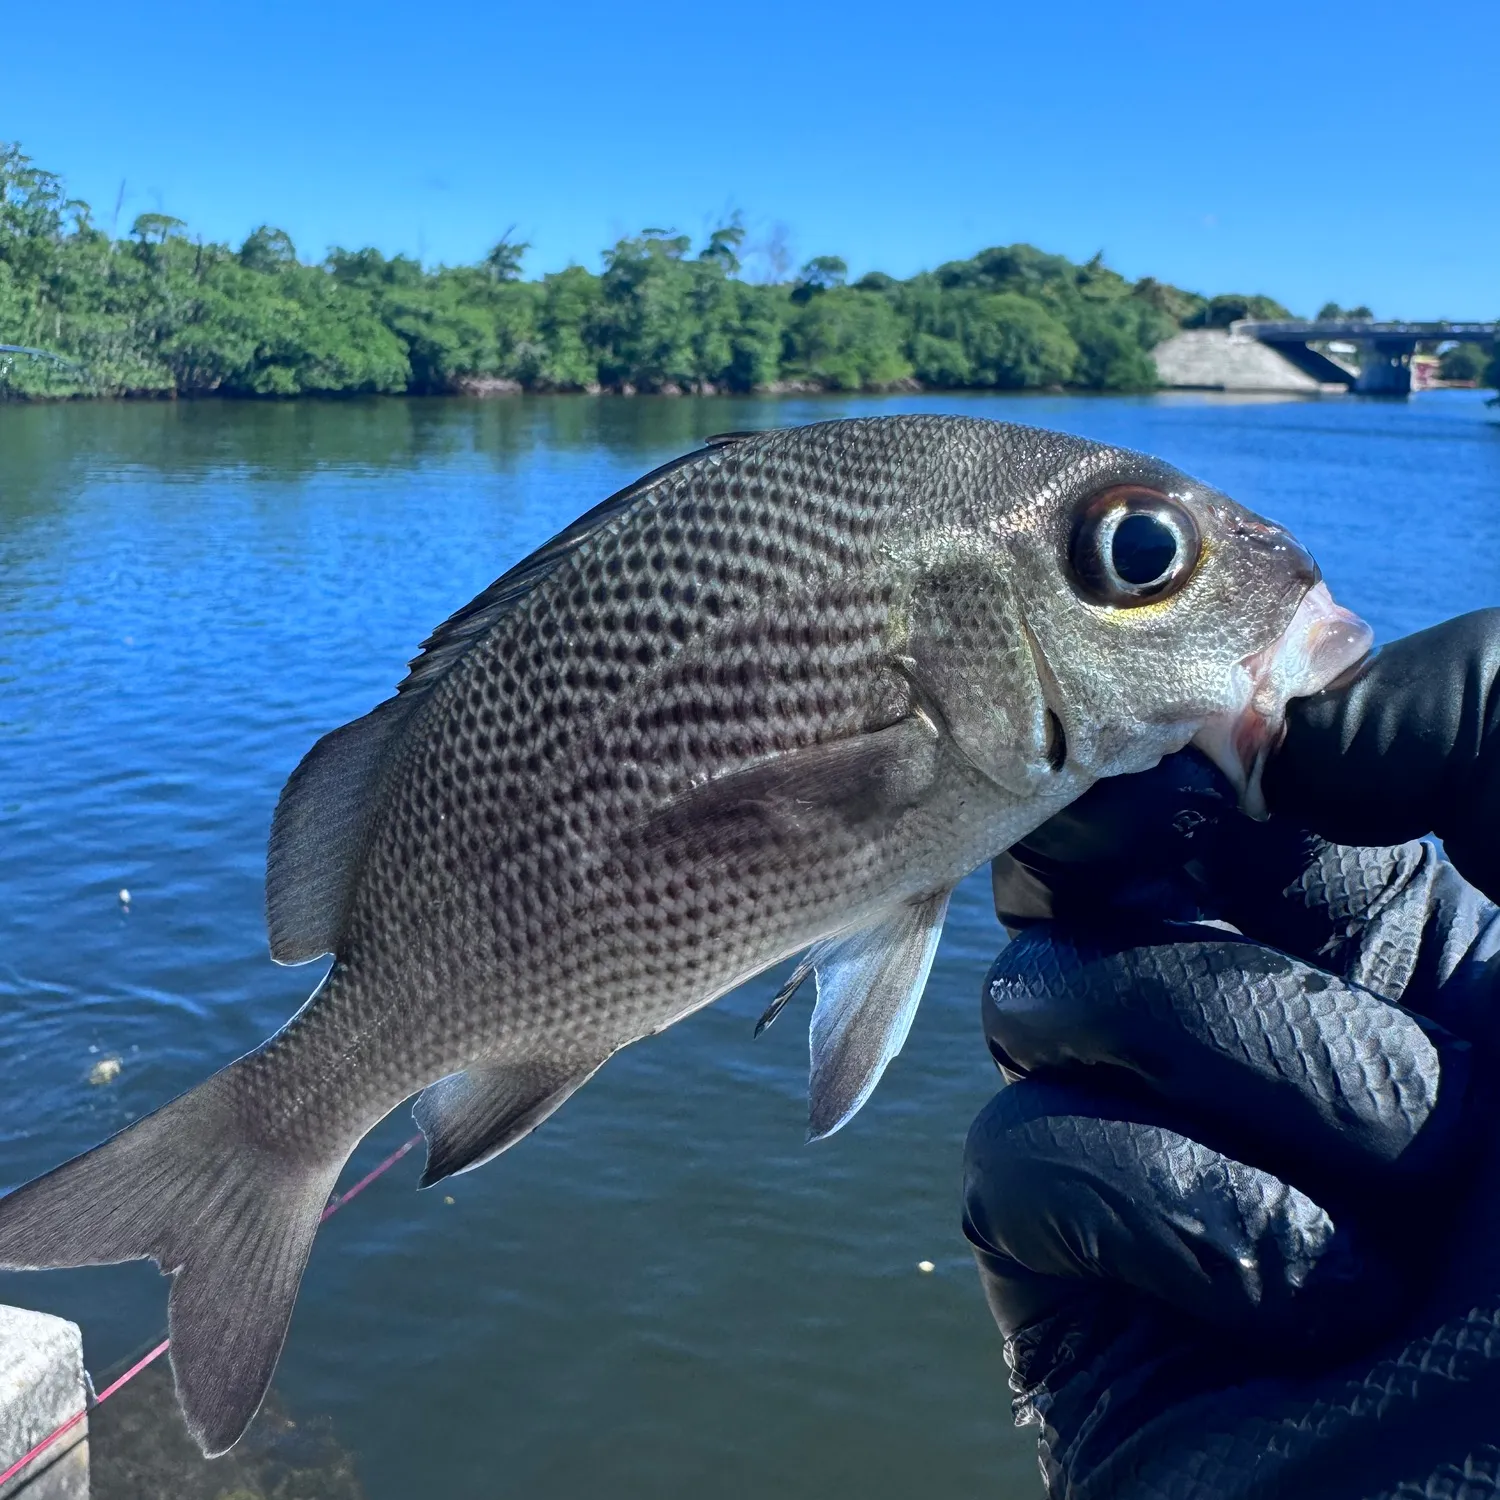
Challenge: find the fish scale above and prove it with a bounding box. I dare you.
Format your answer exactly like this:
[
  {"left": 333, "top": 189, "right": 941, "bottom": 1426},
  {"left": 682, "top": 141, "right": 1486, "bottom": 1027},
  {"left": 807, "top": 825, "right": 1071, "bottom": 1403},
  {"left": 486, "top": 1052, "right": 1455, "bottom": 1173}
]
[{"left": 0, "top": 413, "right": 1371, "bottom": 1458}]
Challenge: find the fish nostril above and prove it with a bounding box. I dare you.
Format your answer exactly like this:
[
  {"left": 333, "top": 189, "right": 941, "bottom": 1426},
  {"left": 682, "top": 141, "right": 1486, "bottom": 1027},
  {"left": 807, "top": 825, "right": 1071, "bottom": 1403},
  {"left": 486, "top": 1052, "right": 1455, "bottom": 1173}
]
[{"left": 1231, "top": 519, "right": 1282, "bottom": 547}]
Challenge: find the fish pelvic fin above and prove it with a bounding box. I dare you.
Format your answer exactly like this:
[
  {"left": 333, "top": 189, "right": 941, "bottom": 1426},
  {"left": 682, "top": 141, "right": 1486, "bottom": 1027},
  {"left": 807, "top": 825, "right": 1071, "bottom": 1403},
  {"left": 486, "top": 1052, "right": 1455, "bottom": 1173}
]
[
  {"left": 0, "top": 1057, "right": 355, "bottom": 1457},
  {"left": 807, "top": 890, "right": 952, "bottom": 1142},
  {"left": 754, "top": 951, "right": 819, "bottom": 1037},
  {"left": 414, "top": 1052, "right": 609, "bottom": 1187}
]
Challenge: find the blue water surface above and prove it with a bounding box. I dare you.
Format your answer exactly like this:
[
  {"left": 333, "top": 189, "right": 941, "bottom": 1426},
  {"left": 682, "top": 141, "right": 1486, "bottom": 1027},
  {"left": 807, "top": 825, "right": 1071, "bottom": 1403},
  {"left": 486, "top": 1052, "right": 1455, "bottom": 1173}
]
[{"left": 0, "top": 391, "right": 1496, "bottom": 1497}]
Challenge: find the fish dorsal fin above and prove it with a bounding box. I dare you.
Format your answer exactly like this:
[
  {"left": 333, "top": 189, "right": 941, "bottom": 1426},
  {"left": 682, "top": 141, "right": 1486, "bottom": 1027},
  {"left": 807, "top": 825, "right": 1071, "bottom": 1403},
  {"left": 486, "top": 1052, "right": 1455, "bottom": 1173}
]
[
  {"left": 413, "top": 1053, "right": 607, "bottom": 1187},
  {"left": 394, "top": 443, "right": 727, "bottom": 698},
  {"left": 266, "top": 441, "right": 735, "bottom": 964},
  {"left": 266, "top": 704, "right": 409, "bottom": 962},
  {"left": 804, "top": 890, "right": 952, "bottom": 1141}
]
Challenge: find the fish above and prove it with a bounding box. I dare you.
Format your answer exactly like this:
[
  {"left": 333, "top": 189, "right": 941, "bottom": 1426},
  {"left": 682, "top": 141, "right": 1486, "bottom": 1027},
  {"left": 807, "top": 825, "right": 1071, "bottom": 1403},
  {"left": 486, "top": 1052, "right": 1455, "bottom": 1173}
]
[{"left": 0, "top": 415, "right": 1370, "bottom": 1455}]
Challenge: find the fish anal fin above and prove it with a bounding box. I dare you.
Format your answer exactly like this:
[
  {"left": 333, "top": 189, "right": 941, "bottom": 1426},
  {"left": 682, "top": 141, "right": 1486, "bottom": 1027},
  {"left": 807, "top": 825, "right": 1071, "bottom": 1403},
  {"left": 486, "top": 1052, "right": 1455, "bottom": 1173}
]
[
  {"left": 413, "top": 1054, "right": 607, "bottom": 1187},
  {"left": 807, "top": 890, "right": 952, "bottom": 1142}
]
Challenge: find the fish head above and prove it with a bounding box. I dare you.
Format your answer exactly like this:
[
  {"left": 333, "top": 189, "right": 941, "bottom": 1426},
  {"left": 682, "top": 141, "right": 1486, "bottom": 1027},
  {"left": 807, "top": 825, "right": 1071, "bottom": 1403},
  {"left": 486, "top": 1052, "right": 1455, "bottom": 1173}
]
[{"left": 994, "top": 439, "right": 1371, "bottom": 815}]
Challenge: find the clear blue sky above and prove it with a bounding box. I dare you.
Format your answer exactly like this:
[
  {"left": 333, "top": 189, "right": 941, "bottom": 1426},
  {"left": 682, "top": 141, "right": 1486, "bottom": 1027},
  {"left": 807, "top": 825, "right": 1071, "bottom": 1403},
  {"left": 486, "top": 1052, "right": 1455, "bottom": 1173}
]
[{"left": 6, "top": 0, "right": 1494, "bottom": 317}]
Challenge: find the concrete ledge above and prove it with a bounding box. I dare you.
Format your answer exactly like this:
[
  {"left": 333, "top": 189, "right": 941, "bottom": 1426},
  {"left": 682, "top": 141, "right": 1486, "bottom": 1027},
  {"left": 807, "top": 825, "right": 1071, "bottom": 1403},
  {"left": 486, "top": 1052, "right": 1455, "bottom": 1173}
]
[{"left": 0, "top": 1307, "right": 88, "bottom": 1499}]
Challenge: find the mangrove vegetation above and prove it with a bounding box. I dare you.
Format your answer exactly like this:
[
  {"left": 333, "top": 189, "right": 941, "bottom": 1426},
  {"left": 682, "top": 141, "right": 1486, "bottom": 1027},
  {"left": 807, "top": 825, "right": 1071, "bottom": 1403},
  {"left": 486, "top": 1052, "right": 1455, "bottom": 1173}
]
[{"left": 2, "top": 144, "right": 1492, "bottom": 400}]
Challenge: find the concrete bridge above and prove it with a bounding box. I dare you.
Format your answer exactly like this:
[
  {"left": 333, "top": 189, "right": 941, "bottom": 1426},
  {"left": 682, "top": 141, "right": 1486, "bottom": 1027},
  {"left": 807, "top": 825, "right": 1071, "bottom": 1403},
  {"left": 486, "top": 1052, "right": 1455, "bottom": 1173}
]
[
  {"left": 1154, "top": 321, "right": 1497, "bottom": 396},
  {"left": 1237, "top": 321, "right": 1498, "bottom": 395}
]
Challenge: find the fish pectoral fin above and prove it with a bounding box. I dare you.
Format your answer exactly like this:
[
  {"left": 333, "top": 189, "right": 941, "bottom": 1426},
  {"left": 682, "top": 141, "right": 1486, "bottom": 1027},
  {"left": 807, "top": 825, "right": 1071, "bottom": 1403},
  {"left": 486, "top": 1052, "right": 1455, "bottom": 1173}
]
[
  {"left": 638, "top": 714, "right": 941, "bottom": 872},
  {"left": 807, "top": 890, "right": 952, "bottom": 1142},
  {"left": 414, "top": 1052, "right": 608, "bottom": 1187}
]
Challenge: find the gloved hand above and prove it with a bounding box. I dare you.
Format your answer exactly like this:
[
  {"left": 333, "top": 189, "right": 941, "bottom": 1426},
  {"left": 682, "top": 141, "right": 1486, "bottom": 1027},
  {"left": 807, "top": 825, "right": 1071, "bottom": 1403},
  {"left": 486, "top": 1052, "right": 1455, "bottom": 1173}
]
[{"left": 967, "top": 611, "right": 1500, "bottom": 1500}]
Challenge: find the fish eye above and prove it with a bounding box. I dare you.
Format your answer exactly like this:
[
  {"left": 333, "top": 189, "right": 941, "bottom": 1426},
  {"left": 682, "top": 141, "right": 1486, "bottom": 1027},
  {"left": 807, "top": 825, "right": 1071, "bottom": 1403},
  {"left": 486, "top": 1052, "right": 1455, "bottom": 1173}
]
[{"left": 1067, "top": 486, "right": 1201, "bottom": 607}]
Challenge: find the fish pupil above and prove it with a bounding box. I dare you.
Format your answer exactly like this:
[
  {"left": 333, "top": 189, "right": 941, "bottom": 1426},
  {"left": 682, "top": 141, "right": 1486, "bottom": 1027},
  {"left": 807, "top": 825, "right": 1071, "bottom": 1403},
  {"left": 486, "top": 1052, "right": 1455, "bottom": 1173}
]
[{"left": 1111, "top": 512, "right": 1178, "bottom": 586}]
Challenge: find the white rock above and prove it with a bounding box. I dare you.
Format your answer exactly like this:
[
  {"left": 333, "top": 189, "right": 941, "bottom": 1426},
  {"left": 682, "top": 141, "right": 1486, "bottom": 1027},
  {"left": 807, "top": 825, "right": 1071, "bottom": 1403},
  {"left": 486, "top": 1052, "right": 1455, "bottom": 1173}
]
[{"left": 0, "top": 1305, "right": 88, "bottom": 1498}]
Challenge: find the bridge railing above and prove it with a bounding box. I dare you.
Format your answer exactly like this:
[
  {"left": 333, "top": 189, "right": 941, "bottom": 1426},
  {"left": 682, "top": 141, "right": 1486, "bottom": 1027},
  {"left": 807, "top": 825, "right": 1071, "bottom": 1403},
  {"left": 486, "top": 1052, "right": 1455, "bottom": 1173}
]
[{"left": 1232, "top": 320, "right": 1498, "bottom": 343}]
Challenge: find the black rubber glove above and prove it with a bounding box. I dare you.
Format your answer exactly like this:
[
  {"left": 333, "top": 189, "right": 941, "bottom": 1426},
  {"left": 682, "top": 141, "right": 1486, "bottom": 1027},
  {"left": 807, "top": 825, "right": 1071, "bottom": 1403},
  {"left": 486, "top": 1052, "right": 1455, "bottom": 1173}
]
[
  {"left": 968, "top": 612, "right": 1500, "bottom": 1500},
  {"left": 1268, "top": 609, "right": 1500, "bottom": 901}
]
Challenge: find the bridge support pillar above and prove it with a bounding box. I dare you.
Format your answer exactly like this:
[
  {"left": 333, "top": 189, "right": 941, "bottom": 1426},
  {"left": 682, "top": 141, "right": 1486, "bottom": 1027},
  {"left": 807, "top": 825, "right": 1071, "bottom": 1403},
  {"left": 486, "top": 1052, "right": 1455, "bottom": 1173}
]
[{"left": 1354, "top": 341, "right": 1412, "bottom": 396}]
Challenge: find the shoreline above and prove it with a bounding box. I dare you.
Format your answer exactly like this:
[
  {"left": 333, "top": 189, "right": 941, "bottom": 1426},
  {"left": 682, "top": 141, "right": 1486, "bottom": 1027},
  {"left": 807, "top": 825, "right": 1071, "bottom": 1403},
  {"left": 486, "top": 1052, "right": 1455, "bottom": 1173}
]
[{"left": 6, "top": 385, "right": 1492, "bottom": 408}]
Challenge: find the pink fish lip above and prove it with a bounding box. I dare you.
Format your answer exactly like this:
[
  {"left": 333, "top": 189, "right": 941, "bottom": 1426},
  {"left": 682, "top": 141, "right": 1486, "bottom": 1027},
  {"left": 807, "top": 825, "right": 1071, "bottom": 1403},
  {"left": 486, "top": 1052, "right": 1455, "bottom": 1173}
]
[{"left": 1192, "top": 582, "right": 1373, "bottom": 819}]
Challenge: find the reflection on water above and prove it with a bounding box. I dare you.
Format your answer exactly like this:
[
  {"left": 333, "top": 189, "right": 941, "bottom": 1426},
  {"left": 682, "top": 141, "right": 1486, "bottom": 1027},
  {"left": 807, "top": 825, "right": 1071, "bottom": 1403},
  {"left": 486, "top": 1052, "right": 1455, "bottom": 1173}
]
[
  {"left": 0, "top": 392, "right": 1495, "bottom": 1498},
  {"left": 91, "top": 1356, "right": 364, "bottom": 1500}
]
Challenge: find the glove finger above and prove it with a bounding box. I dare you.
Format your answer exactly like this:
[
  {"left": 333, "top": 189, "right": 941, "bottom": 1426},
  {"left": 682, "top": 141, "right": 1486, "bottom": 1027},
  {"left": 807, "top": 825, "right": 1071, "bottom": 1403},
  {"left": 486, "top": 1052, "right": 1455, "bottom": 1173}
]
[
  {"left": 1204, "top": 830, "right": 1457, "bottom": 1011},
  {"left": 1265, "top": 609, "right": 1500, "bottom": 906},
  {"left": 983, "top": 924, "right": 1472, "bottom": 1217},
  {"left": 962, "top": 1078, "right": 1397, "bottom": 1350},
  {"left": 996, "top": 749, "right": 1452, "bottom": 1010},
  {"left": 995, "top": 748, "right": 1239, "bottom": 932}
]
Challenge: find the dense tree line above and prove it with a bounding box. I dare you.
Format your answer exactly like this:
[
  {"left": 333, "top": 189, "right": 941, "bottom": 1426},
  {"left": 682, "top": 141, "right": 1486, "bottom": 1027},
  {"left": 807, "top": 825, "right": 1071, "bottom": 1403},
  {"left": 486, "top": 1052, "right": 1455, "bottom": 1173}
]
[{"left": 3, "top": 144, "right": 1491, "bottom": 400}]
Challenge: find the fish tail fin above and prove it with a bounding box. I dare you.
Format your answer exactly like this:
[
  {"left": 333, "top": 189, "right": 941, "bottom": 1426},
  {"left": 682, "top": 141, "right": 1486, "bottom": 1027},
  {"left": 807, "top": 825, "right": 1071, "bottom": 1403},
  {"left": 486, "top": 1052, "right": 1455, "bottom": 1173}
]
[{"left": 0, "top": 1058, "right": 353, "bottom": 1456}]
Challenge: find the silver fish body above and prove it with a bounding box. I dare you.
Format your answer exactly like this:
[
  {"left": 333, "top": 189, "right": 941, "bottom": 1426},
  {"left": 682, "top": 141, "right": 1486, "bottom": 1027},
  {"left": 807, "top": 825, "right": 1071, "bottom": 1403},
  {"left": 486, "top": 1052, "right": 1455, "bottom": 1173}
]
[{"left": 0, "top": 415, "right": 1371, "bottom": 1454}]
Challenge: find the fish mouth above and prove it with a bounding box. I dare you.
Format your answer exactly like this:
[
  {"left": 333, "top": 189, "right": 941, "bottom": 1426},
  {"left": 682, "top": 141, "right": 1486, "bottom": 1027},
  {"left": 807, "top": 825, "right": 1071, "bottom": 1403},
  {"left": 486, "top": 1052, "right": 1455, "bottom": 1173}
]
[{"left": 1192, "top": 582, "right": 1373, "bottom": 819}]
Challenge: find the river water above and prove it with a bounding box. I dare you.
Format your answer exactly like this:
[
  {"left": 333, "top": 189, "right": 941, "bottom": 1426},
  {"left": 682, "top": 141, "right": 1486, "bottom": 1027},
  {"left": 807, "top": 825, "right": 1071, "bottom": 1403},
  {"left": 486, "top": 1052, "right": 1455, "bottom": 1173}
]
[{"left": 0, "top": 391, "right": 1495, "bottom": 1498}]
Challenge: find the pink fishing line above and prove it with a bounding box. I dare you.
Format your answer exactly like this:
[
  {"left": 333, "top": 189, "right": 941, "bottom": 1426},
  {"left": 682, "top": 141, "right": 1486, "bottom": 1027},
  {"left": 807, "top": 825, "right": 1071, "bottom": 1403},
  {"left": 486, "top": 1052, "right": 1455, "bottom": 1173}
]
[{"left": 0, "top": 1133, "right": 424, "bottom": 1488}]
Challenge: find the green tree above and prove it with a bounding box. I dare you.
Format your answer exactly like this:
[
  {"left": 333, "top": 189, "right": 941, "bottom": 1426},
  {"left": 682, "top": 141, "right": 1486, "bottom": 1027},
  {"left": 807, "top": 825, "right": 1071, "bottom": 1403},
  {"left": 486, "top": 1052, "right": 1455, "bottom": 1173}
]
[
  {"left": 698, "top": 220, "right": 745, "bottom": 276},
  {"left": 522, "top": 265, "right": 603, "bottom": 390},
  {"left": 165, "top": 252, "right": 409, "bottom": 395},
  {"left": 1132, "top": 277, "right": 1206, "bottom": 327},
  {"left": 594, "top": 230, "right": 697, "bottom": 390},
  {"left": 1183, "top": 294, "right": 1294, "bottom": 328},
  {"left": 238, "top": 226, "right": 297, "bottom": 272},
  {"left": 0, "top": 139, "right": 1334, "bottom": 403},
  {"left": 1065, "top": 300, "right": 1168, "bottom": 390},
  {"left": 1438, "top": 342, "right": 1489, "bottom": 383},
  {"left": 725, "top": 281, "right": 788, "bottom": 389},
  {"left": 793, "top": 256, "right": 848, "bottom": 301},
  {"left": 327, "top": 249, "right": 518, "bottom": 392},
  {"left": 482, "top": 234, "right": 528, "bottom": 283},
  {"left": 1481, "top": 343, "right": 1499, "bottom": 395},
  {"left": 967, "top": 293, "right": 1078, "bottom": 387},
  {"left": 900, "top": 284, "right": 1077, "bottom": 388},
  {"left": 787, "top": 286, "right": 910, "bottom": 390}
]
